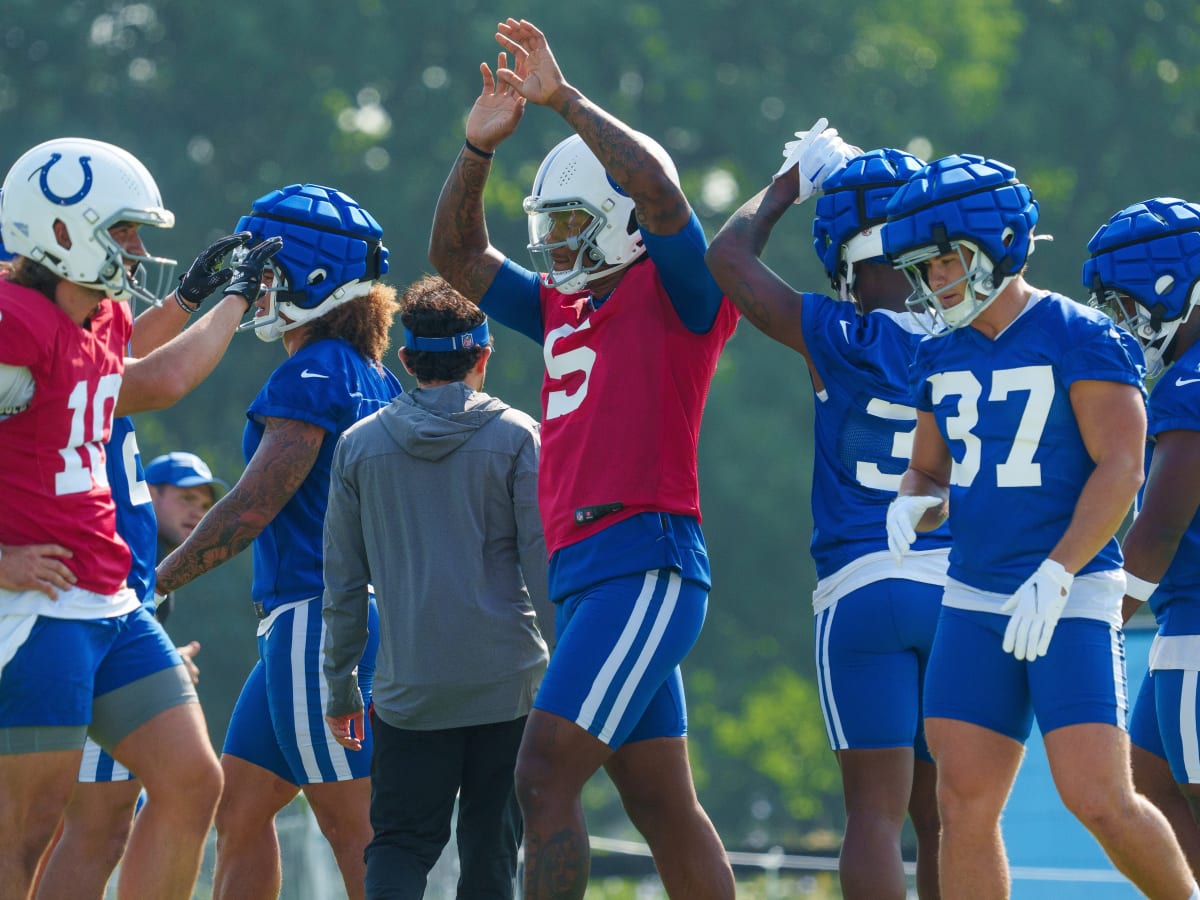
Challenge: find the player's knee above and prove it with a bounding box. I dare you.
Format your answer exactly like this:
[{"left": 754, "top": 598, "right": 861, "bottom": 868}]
[
  {"left": 311, "top": 807, "right": 371, "bottom": 856},
  {"left": 148, "top": 754, "right": 222, "bottom": 828},
  {"left": 934, "top": 775, "right": 1003, "bottom": 830},
  {"left": 514, "top": 747, "right": 565, "bottom": 820},
  {"left": 1059, "top": 783, "right": 1134, "bottom": 834}
]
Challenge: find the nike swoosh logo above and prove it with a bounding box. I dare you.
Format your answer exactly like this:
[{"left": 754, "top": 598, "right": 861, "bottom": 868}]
[
  {"left": 840, "top": 320, "right": 852, "bottom": 344},
  {"left": 1175, "top": 376, "right": 1200, "bottom": 387},
  {"left": 300, "top": 369, "right": 329, "bottom": 379}
]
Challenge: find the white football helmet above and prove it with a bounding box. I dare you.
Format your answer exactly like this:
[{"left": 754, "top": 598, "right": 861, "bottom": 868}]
[
  {"left": 0, "top": 137, "right": 176, "bottom": 305},
  {"left": 524, "top": 133, "right": 679, "bottom": 294}
]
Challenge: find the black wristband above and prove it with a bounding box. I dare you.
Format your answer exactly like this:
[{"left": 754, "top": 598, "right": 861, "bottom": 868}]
[
  {"left": 463, "top": 139, "right": 494, "bottom": 160},
  {"left": 174, "top": 290, "right": 200, "bottom": 315}
]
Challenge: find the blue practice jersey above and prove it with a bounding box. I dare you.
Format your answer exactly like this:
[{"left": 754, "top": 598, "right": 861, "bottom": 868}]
[
  {"left": 911, "top": 293, "right": 1143, "bottom": 595},
  {"left": 106, "top": 415, "right": 157, "bottom": 604},
  {"left": 802, "top": 294, "right": 952, "bottom": 578},
  {"left": 244, "top": 338, "right": 401, "bottom": 615},
  {"left": 1145, "top": 340, "right": 1200, "bottom": 635}
]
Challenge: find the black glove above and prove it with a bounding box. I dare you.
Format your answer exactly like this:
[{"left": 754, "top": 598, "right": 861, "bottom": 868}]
[
  {"left": 225, "top": 236, "right": 285, "bottom": 306},
  {"left": 176, "top": 231, "right": 252, "bottom": 308}
]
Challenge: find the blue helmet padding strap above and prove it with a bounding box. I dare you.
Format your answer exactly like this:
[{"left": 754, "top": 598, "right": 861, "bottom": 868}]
[{"left": 404, "top": 320, "right": 490, "bottom": 352}]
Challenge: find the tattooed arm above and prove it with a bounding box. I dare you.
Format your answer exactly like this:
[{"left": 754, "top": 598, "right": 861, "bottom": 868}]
[
  {"left": 155, "top": 416, "right": 325, "bottom": 593},
  {"left": 494, "top": 18, "right": 691, "bottom": 237},
  {"left": 706, "top": 175, "right": 816, "bottom": 364},
  {"left": 428, "top": 46, "right": 526, "bottom": 300}
]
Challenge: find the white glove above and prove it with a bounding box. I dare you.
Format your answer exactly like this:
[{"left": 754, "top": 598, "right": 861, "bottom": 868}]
[
  {"left": 774, "top": 117, "right": 861, "bottom": 204},
  {"left": 885, "top": 495, "right": 942, "bottom": 563},
  {"left": 1001, "top": 559, "right": 1074, "bottom": 662}
]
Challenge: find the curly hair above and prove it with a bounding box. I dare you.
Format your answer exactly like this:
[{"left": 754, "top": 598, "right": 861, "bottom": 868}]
[
  {"left": 400, "top": 274, "right": 490, "bottom": 383},
  {"left": 302, "top": 282, "right": 399, "bottom": 362},
  {"left": 4, "top": 256, "right": 59, "bottom": 300}
]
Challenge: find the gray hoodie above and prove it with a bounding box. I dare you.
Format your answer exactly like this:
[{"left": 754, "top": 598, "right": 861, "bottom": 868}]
[{"left": 322, "top": 381, "right": 551, "bottom": 730}]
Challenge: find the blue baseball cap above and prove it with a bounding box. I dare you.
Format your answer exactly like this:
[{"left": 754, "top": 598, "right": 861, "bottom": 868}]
[{"left": 144, "top": 451, "right": 228, "bottom": 493}]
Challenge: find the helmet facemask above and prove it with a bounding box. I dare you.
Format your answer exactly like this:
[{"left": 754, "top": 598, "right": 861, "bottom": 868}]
[
  {"left": 894, "top": 238, "right": 1015, "bottom": 335},
  {"left": 238, "top": 250, "right": 374, "bottom": 343},
  {"left": 836, "top": 227, "right": 885, "bottom": 308},
  {"left": 1089, "top": 281, "right": 1199, "bottom": 382},
  {"left": 91, "top": 214, "right": 177, "bottom": 308},
  {"left": 1082, "top": 197, "right": 1200, "bottom": 383},
  {"left": 524, "top": 198, "right": 633, "bottom": 295}
]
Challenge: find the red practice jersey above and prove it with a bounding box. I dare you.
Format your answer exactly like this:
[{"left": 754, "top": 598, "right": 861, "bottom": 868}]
[
  {"left": 0, "top": 277, "right": 132, "bottom": 594},
  {"left": 536, "top": 260, "right": 739, "bottom": 554}
]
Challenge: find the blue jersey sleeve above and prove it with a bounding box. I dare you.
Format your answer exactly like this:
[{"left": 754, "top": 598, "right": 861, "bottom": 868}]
[
  {"left": 1059, "top": 312, "right": 1146, "bottom": 393},
  {"left": 1150, "top": 344, "right": 1200, "bottom": 437},
  {"left": 641, "top": 212, "right": 724, "bottom": 334},
  {"left": 479, "top": 260, "right": 545, "bottom": 345},
  {"left": 249, "top": 343, "right": 355, "bottom": 434}
]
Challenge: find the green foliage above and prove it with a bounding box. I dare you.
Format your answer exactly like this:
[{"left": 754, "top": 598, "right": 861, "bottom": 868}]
[{"left": 712, "top": 667, "right": 841, "bottom": 820}]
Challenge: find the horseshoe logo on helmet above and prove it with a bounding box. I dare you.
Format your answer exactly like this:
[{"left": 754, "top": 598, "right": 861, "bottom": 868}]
[{"left": 32, "top": 152, "right": 94, "bottom": 206}]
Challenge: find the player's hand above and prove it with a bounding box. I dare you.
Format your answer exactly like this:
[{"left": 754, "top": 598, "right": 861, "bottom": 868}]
[
  {"left": 885, "top": 495, "right": 943, "bottom": 563},
  {"left": 325, "top": 711, "right": 365, "bottom": 751},
  {"left": 225, "top": 236, "right": 284, "bottom": 306},
  {"left": 176, "top": 640, "right": 201, "bottom": 685},
  {"left": 775, "top": 118, "right": 861, "bottom": 204},
  {"left": 0, "top": 543, "right": 76, "bottom": 599},
  {"left": 466, "top": 50, "right": 526, "bottom": 153},
  {"left": 176, "top": 232, "right": 252, "bottom": 309},
  {"left": 494, "top": 18, "right": 568, "bottom": 107},
  {"left": 1001, "top": 560, "right": 1073, "bottom": 662}
]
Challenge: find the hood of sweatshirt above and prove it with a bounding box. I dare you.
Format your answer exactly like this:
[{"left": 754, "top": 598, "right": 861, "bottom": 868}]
[{"left": 380, "top": 381, "right": 509, "bottom": 461}]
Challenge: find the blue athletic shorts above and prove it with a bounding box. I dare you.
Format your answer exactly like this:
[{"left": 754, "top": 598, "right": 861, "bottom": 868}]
[
  {"left": 815, "top": 579, "right": 942, "bottom": 761},
  {"left": 924, "top": 606, "right": 1128, "bottom": 742},
  {"left": 223, "top": 596, "right": 378, "bottom": 784},
  {"left": 0, "top": 607, "right": 189, "bottom": 754},
  {"left": 533, "top": 569, "right": 706, "bottom": 749},
  {"left": 1129, "top": 667, "right": 1200, "bottom": 784}
]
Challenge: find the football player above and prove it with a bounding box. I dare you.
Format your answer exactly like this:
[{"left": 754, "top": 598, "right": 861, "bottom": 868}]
[
  {"left": 1085, "top": 197, "right": 1200, "bottom": 879},
  {"left": 705, "top": 136, "right": 946, "bottom": 900},
  {"left": 155, "top": 183, "right": 402, "bottom": 900},
  {"left": 0, "top": 136, "right": 240, "bottom": 899},
  {"left": 885, "top": 154, "right": 1199, "bottom": 899},
  {"left": 429, "top": 18, "right": 738, "bottom": 900}
]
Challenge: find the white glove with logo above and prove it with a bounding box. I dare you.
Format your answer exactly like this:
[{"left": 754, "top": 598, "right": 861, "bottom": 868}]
[
  {"left": 885, "top": 495, "right": 942, "bottom": 563},
  {"left": 775, "top": 117, "right": 860, "bottom": 204},
  {"left": 1001, "top": 559, "right": 1074, "bottom": 662}
]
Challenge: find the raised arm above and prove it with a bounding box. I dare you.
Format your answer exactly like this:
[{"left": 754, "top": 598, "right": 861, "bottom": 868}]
[
  {"left": 118, "top": 294, "right": 249, "bottom": 416},
  {"left": 707, "top": 121, "right": 857, "bottom": 353},
  {"left": 706, "top": 176, "right": 810, "bottom": 354},
  {"left": 128, "top": 232, "right": 250, "bottom": 358},
  {"left": 429, "top": 52, "right": 526, "bottom": 300},
  {"left": 117, "top": 236, "right": 280, "bottom": 416},
  {"left": 494, "top": 18, "right": 689, "bottom": 236}
]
